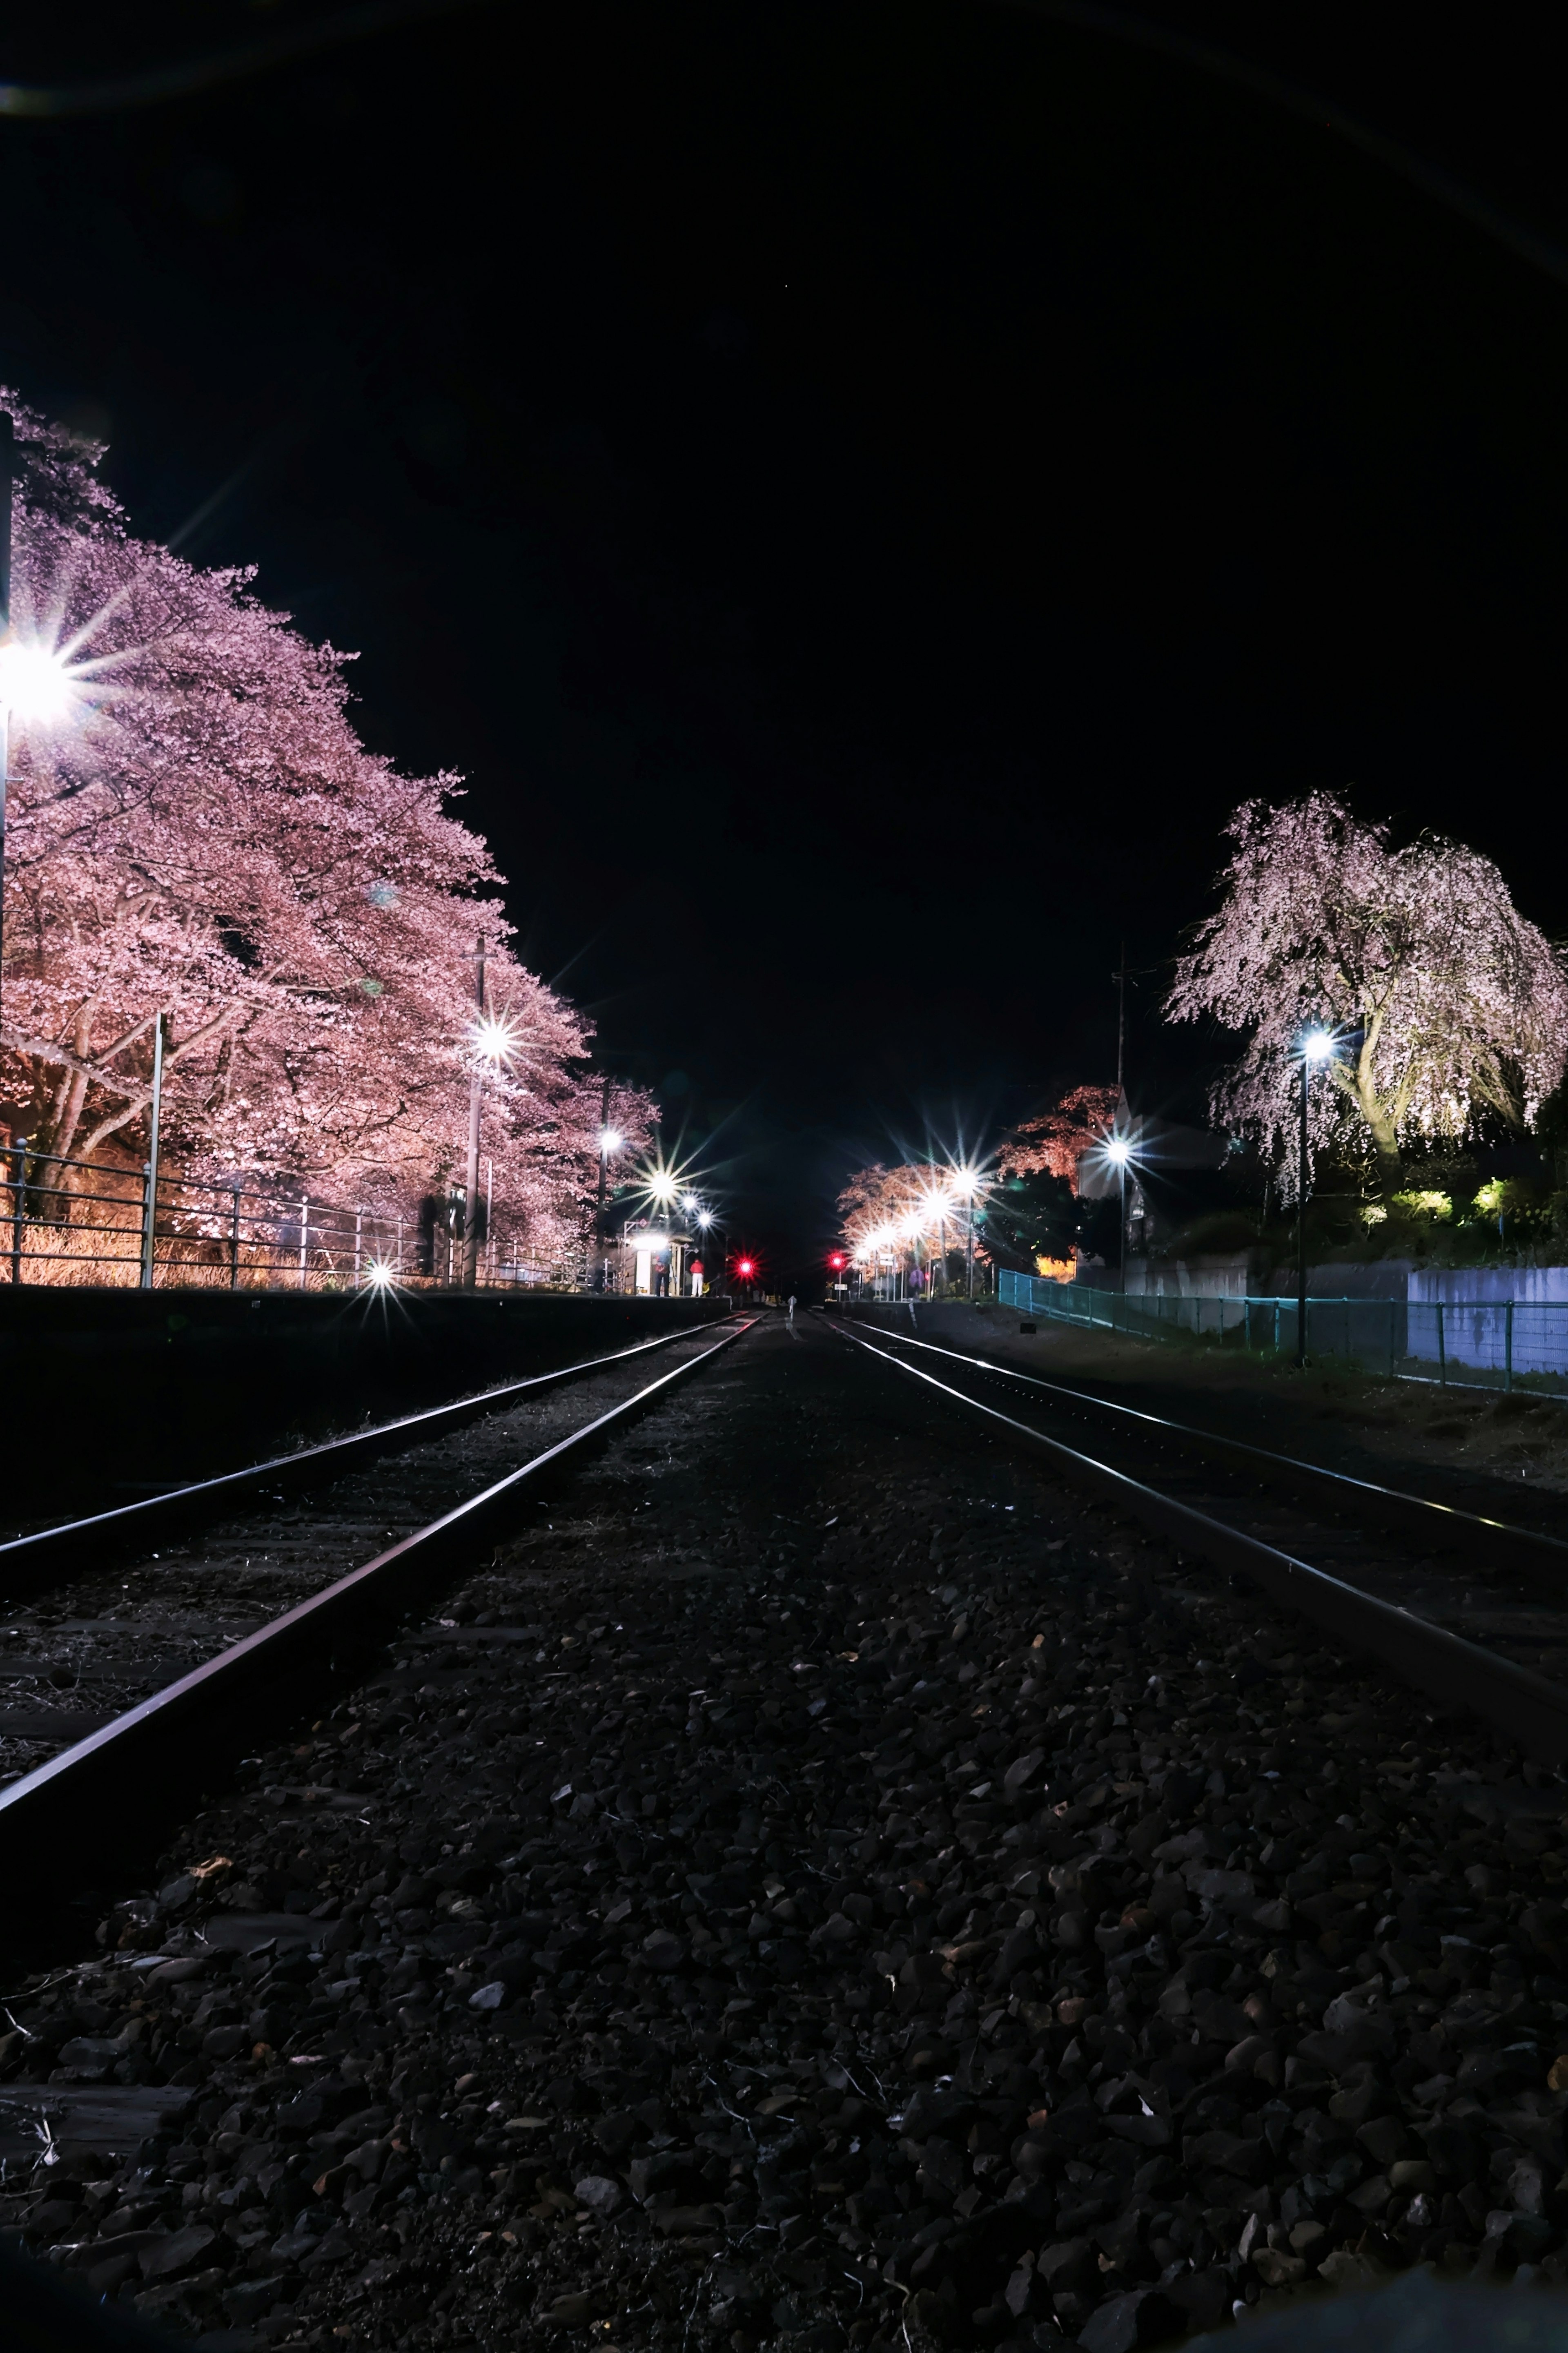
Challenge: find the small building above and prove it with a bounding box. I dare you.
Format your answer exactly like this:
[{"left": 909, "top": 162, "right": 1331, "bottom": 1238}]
[{"left": 614, "top": 1218, "right": 707, "bottom": 1297}]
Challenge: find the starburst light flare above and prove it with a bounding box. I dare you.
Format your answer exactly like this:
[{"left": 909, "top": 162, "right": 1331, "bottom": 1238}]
[
  {"left": 0, "top": 636, "right": 76, "bottom": 727},
  {"left": 471, "top": 1012, "right": 521, "bottom": 1066},
  {"left": 630, "top": 1152, "right": 708, "bottom": 1220}
]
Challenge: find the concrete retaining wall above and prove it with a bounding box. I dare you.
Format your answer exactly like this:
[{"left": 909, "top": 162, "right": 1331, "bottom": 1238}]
[{"left": 0, "top": 1289, "right": 726, "bottom": 1519}]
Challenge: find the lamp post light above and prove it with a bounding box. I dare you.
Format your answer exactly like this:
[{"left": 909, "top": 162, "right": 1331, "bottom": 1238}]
[
  {"left": 461, "top": 937, "right": 488, "bottom": 1287},
  {"left": 0, "top": 413, "right": 75, "bottom": 1034},
  {"left": 1296, "top": 1027, "right": 1335, "bottom": 1367},
  {"left": 1104, "top": 1136, "right": 1133, "bottom": 1292},
  {"left": 951, "top": 1164, "right": 982, "bottom": 1301},
  {"left": 595, "top": 1104, "right": 623, "bottom": 1292},
  {"left": 461, "top": 944, "right": 519, "bottom": 1289}
]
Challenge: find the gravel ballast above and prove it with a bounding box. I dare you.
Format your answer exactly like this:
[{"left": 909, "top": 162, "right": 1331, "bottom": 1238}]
[{"left": 2, "top": 1315, "right": 1566, "bottom": 2353}]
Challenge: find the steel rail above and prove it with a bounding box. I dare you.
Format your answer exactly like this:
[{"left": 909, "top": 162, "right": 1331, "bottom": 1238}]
[
  {"left": 832, "top": 1319, "right": 1568, "bottom": 1766},
  {"left": 846, "top": 1313, "right": 1568, "bottom": 1574},
  {"left": 0, "top": 1312, "right": 733, "bottom": 1597},
  {"left": 0, "top": 1317, "right": 757, "bottom": 1911}
]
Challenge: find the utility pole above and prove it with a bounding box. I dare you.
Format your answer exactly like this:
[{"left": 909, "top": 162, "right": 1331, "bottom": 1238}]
[
  {"left": 462, "top": 934, "right": 486, "bottom": 1287},
  {"left": 1114, "top": 935, "right": 1127, "bottom": 1100}
]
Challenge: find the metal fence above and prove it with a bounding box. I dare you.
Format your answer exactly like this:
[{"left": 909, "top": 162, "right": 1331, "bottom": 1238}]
[
  {"left": 996, "top": 1267, "right": 1568, "bottom": 1395},
  {"left": 0, "top": 1140, "right": 559, "bottom": 1291}
]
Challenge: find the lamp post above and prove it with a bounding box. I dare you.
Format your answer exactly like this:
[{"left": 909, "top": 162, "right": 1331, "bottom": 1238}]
[
  {"left": 0, "top": 415, "right": 75, "bottom": 1036},
  {"left": 1296, "top": 1028, "right": 1334, "bottom": 1366},
  {"left": 595, "top": 1083, "right": 623, "bottom": 1293},
  {"left": 461, "top": 936, "right": 487, "bottom": 1287},
  {"left": 1105, "top": 1137, "right": 1133, "bottom": 1292},
  {"left": 595, "top": 1073, "right": 612, "bottom": 1286},
  {"left": 0, "top": 410, "right": 11, "bottom": 1028},
  {"left": 951, "top": 1164, "right": 981, "bottom": 1301},
  {"left": 461, "top": 942, "right": 521, "bottom": 1288}
]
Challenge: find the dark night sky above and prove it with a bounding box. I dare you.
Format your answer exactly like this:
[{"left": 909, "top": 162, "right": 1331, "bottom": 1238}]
[{"left": 6, "top": 2, "right": 1568, "bottom": 1278}]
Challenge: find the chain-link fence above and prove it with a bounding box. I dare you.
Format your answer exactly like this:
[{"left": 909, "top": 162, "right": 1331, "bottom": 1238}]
[{"left": 996, "top": 1267, "right": 1568, "bottom": 1394}]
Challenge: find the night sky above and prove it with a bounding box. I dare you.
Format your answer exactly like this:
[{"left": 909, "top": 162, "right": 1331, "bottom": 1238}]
[{"left": 7, "top": 2, "right": 1568, "bottom": 1280}]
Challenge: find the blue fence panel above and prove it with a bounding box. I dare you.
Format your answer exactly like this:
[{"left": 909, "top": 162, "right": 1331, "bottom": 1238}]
[{"left": 994, "top": 1273, "right": 1568, "bottom": 1392}]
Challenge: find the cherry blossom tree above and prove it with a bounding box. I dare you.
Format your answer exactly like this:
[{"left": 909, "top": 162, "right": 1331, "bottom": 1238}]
[
  {"left": 1165, "top": 794, "right": 1568, "bottom": 1199},
  {"left": 837, "top": 1160, "right": 981, "bottom": 1269},
  {"left": 999, "top": 1085, "right": 1120, "bottom": 1182},
  {"left": 838, "top": 1164, "right": 926, "bottom": 1259},
  {"left": 0, "top": 391, "right": 652, "bottom": 1267}
]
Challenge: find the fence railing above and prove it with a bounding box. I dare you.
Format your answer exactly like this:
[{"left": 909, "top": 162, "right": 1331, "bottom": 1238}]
[
  {"left": 996, "top": 1267, "right": 1568, "bottom": 1394},
  {"left": 0, "top": 1140, "right": 567, "bottom": 1292}
]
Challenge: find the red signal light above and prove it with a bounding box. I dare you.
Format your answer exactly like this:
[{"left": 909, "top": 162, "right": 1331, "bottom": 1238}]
[
  {"left": 736, "top": 1257, "right": 755, "bottom": 1278},
  {"left": 828, "top": 1253, "right": 846, "bottom": 1269}
]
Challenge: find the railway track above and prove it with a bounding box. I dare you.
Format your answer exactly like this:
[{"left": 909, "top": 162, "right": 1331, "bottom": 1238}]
[
  {"left": 0, "top": 1316, "right": 755, "bottom": 1913},
  {"left": 4, "top": 1313, "right": 1568, "bottom": 2348},
  {"left": 0, "top": 1318, "right": 735, "bottom": 1592},
  {"left": 831, "top": 1311, "right": 1568, "bottom": 1765}
]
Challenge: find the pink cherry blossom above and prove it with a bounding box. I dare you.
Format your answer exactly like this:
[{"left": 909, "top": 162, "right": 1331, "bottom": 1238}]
[
  {"left": 0, "top": 392, "right": 653, "bottom": 1268},
  {"left": 1000, "top": 1085, "right": 1120, "bottom": 1183},
  {"left": 1165, "top": 794, "right": 1568, "bottom": 1199}
]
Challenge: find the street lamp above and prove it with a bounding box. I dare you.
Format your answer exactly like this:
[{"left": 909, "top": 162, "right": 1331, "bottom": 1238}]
[
  {"left": 595, "top": 1117, "right": 623, "bottom": 1291},
  {"left": 951, "top": 1163, "right": 982, "bottom": 1300},
  {"left": 462, "top": 939, "right": 519, "bottom": 1288},
  {"left": 1296, "top": 1027, "right": 1335, "bottom": 1366},
  {"left": 1104, "top": 1136, "right": 1133, "bottom": 1293},
  {"left": 0, "top": 636, "right": 71, "bottom": 1022}
]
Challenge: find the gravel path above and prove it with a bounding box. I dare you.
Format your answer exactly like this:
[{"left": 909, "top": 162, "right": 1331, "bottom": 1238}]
[{"left": 3, "top": 1315, "right": 1566, "bottom": 2353}]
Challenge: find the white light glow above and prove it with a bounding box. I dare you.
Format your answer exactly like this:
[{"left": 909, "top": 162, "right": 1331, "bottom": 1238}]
[
  {"left": 1104, "top": 1138, "right": 1133, "bottom": 1166},
  {"left": 0, "top": 638, "right": 75, "bottom": 727},
  {"left": 697, "top": 1211, "right": 713, "bottom": 1227},
  {"left": 648, "top": 1173, "right": 678, "bottom": 1204},
  {"left": 1301, "top": 1028, "right": 1335, "bottom": 1062},
  {"left": 363, "top": 1259, "right": 399, "bottom": 1290},
  {"left": 599, "top": 1127, "right": 624, "bottom": 1154},
  {"left": 472, "top": 1014, "right": 519, "bottom": 1065}
]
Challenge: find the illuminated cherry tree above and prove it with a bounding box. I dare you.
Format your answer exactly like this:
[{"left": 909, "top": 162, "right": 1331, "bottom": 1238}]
[
  {"left": 1000, "top": 1085, "right": 1120, "bottom": 1182},
  {"left": 0, "top": 392, "right": 652, "bottom": 1262},
  {"left": 1165, "top": 794, "right": 1568, "bottom": 1198},
  {"left": 837, "top": 1160, "right": 983, "bottom": 1267}
]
